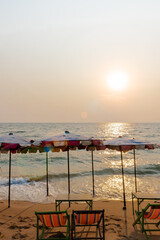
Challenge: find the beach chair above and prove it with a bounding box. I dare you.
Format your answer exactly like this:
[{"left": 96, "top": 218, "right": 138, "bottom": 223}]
[
  {"left": 71, "top": 209, "right": 105, "bottom": 240},
  {"left": 133, "top": 203, "right": 160, "bottom": 240},
  {"left": 35, "top": 210, "right": 70, "bottom": 240}
]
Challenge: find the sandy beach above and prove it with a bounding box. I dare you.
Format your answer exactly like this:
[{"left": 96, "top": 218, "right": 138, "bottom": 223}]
[{"left": 0, "top": 199, "right": 160, "bottom": 240}]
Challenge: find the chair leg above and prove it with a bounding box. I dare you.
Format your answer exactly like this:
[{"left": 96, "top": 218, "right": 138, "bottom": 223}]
[
  {"left": 144, "top": 231, "right": 150, "bottom": 240},
  {"left": 95, "top": 225, "right": 98, "bottom": 240},
  {"left": 39, "top": 226, "right": 45, "bottom": 240},
  {"left": 133, "top": 211, "right": 143, "bottom": 226},
  {"left": 37, "top": 217, "right": 39, "bottom": 240},
  {"left": 71, "top": 214, "right": 74, "bottom": 240},
  {"left": 156, "top": 221, "right": 160, "bottom": 227},
  {"left": 103, "top": 214, "right": 105, "bottom": 240},
  {"left": 68, "top": 217, "right": 70, "bottom": 240}
]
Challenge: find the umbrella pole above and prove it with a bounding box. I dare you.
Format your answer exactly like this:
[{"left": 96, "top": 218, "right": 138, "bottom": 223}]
[
  {"left": 67, "top": 149, "right": 71, "bottom": 208},
  {"left": 67, "top": 149, "right": 70, "bottom": 195},
  {"left": 133, "top": 149, "right": 137, "bottom": 192},
  {"left": 120, "top": 148, "right": 126, "bottom": 210},
  {"left": 46, "top": 152, "right": 49, "bottom": 196},
  {"left": 8, "top": 150, "right": 11, "bottom": 208},
  {"left": 91, "top": 150, "right": 95, "bottom": 197}
]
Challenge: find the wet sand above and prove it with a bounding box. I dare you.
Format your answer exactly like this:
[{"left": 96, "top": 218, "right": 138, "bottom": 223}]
[{"left": 0, "top": 199, "right": 159, "bottom": 240}]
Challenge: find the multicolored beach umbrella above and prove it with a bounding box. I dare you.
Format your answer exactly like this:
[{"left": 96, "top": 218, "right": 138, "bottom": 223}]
[
  {"left": 0, "top": 133, "right": 31, "bottom": 208},
  {"left": 41, "top": 131, "right": 94, "bottom": 197},
  {"left": 103, "top": 136, "right": 155, "bottom": 210}
]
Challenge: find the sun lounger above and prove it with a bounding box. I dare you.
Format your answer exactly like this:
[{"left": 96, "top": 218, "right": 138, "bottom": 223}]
[
  {"left": 35, "top": 210, "right": 70, "bottom": 240},
  {"left": 133, "top": 203, "right": 160, "bottom": 240},
  {"left": 71, "top": 209, "right": 105, "bottom": 240}
]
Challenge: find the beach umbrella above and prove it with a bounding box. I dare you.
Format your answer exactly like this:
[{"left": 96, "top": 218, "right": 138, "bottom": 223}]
[
  {"left": 41, "top": 131, "right": 93, "bottom": 196},
  {"left": 103, "top": 136, "right": 155, "bottom": 210},
  {"left": 0, "top": 133, "right": 31, "bottom": 208}
]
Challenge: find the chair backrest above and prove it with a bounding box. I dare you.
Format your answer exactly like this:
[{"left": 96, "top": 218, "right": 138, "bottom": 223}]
[
  {"left": 35, "top": 211, "right": 68, "bottom": 227},
  {"left": 145, "top": 206, "right": 160, "bottom": 219},
  {"left": 76, "top": 213, "right": 101, "bottom": 224},
  {"left": 72, "top": 210, "right": 104, "bottom": 225},
  {"left": 71, "top": 210, "right": 105, "bottom": 240}
]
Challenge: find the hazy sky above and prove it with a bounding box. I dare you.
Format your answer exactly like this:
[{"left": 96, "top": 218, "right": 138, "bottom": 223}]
[{"left": 0, "top": 0, "right": 160, "bottom": 123}]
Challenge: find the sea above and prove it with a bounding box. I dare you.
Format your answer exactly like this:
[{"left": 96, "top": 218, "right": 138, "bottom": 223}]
[{"left": 0, "top": 122, "right": 160, "bottom": 203}]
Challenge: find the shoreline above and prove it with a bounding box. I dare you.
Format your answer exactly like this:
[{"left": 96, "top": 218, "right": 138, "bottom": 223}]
[
  {"left": 0, "top": 192, "right": 133, "bottom": 204},
  {"left": 0, "top": 199, "right": 159, "bottom": 240}
]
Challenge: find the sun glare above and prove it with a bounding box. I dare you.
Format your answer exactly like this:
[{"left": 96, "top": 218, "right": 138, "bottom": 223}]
[{"left": 107, "top": 71, "right": 128, "bottom": 91}]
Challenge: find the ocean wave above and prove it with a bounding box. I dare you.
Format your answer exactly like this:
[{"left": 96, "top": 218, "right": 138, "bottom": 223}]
[
  {"left": 0, "top": 177, "right": 30, "bottom": 186},
  {"left": 29, "top": 172, "right": 81, "bottom": 182},
  {"left": 50, "top": 156, "right": 66, "bottom": 161},
  {"left": 89, "top": 164, "right": 160, "bottom": 176},
  {"left": 136, "top": 164, "right": 160, "bottom": 175},
  {"left": 14, "top": 131, "right": 26, "bottom": 133},
  {"left": 1, "top": 164, "right": 160, "bottom": 187}
]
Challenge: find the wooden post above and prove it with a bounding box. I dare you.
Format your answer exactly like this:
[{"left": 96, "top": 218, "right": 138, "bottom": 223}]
[
  {"left": 46, "top": 152, "right": 49, "bottom": 196},
  {"left": 133, "top": 149, "right": 137, "bottom": 192},
  {"left": 8, "top": 150, "right": 11, "bottom": 208},
  {"left": 120, "top": 147, "right": 126, "bottom": 210},
  {"left": 91, "top": 150, "right": 95, "bottom": 196}
]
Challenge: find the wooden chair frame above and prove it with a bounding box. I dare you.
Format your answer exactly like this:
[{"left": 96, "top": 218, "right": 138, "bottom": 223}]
[
  {"left": 133, "top": 203, "right": 160, "bottom": 240},
  {"left": 71, "top": 209, "right": 105, "bottom": 240},
  {"left": 35, "top": 210, "right": 70, "bottom": 240}
]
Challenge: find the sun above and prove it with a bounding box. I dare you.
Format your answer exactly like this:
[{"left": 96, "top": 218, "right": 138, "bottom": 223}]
[{"left": 107, "top": 71, "right": 128, "bottom": 91}]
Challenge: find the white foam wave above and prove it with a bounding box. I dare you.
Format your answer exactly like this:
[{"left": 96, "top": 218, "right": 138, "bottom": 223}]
[
  {"left": 0, "top": 177, "right": 29, "bottom": 186},
  {"left": 0, "top": 181, "right": 58, "bottom": 203}
]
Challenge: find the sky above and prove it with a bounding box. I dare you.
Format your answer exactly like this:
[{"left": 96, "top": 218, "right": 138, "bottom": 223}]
[{"left": 0, "top": 0, "right": 160, "bottom": 123}]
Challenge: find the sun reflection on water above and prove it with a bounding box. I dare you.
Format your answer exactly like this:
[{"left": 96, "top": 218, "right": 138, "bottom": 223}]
[
  {"left": 104, "top": 122, "right": 131, "bottom": 138},
  {"left": 96, "top": 122, "right": 135, "bottom": 173}
]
